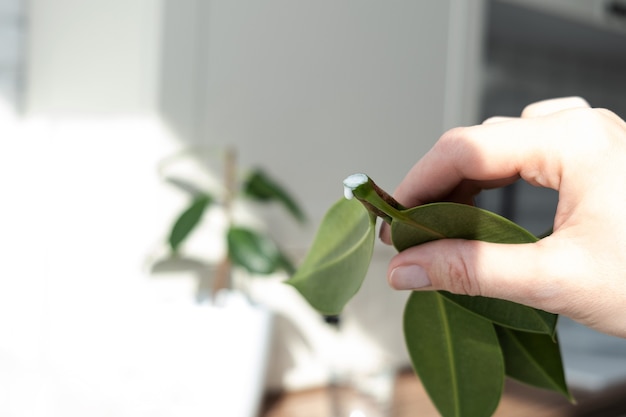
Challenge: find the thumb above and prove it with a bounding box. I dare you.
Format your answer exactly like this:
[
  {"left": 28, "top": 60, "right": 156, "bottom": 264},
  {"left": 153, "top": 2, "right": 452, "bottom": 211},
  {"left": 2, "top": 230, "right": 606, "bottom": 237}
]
[{"left": 387, "top": 238, "right": 563, "bottom": 309}]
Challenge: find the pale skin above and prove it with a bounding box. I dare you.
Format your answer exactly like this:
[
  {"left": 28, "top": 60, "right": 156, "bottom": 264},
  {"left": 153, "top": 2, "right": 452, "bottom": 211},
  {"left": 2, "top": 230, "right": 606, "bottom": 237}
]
[{"left": 380, "top": 97, "right": 626, "bottom": 338}]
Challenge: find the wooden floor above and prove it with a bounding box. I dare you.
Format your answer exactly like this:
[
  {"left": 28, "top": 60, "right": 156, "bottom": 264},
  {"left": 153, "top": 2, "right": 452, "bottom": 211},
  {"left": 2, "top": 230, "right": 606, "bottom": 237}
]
[{"left": 261, "top": 369, "right": 626, "bottom": 417}]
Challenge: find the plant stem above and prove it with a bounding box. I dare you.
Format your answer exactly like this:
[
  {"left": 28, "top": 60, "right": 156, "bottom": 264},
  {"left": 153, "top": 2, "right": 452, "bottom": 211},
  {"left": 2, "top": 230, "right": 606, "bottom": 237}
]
[
  {"left": 351, "top": 176, "right": 446, "bottom": 239},
  {"left": 351, "top": 178, "right": 405, "bottom": 224},
  {"left": 212, "top": 147, "right": 238, "bottom": 298},
  {"left": 213, "top": 257, "right": 231, "bottom": 299}
]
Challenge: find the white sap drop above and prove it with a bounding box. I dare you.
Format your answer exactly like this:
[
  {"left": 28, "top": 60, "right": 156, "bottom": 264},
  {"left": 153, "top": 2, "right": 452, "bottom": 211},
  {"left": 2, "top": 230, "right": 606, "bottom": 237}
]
[{"left": 343, "top": 173, "right": 368, "bottom": 200}]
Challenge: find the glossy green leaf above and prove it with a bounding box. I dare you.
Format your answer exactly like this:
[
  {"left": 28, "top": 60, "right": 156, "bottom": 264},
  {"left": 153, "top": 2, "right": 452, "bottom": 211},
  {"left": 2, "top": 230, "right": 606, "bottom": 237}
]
[
  {"left": 391, "top": 202, "right": 538, "bottom": 249},
  {"left": 168, "top": 194, "right": 213, "bottom": 252},
  {"left": 495, "top": 326, "right": 572, "bottom": 400},
  {"left": 404, "top": 291, "right": 505, "bottom": 417},
  {"left": 243, "top": 169, "right": 306, "bottom": 223},
  {"left": 286, "top": 198, "right": 375, "bottom": 316},
  {"left": 227, "top": 226, "right": 292, "bottom": 275},
  {"left": 441, "top": 292, "right": 557, "bottom": 335},
  {"left": 392, "top": 203, "right": 557, "bottom": 335}
]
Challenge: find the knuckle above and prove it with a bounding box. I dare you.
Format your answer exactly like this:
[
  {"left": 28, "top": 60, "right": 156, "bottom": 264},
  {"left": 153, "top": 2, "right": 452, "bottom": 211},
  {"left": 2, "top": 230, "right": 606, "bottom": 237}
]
[
  {"left": 564, "top": 108, "right": 612, "bottom": 139},
  {"left": 439, "top": 126, "right": 472, "bottom": 150},
  {"left": 448, "top": 259, "right": 480, "bottom": 296},
  {"left": 433, "top": 246, "right": 481, "bottom": 296}
]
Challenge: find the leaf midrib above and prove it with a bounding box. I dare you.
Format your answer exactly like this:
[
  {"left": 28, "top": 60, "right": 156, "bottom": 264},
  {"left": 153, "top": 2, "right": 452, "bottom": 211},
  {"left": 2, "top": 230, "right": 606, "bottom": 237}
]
[
  {"left": 438, "top": 296, "right": 460, "bottom": 417},
  {"left": 299, "top": 217, "right": 374, "bottom": 273}
]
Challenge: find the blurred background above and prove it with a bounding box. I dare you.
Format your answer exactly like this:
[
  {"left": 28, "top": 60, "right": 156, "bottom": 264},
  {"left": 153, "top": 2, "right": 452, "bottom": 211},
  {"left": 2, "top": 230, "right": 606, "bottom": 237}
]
[{"left": 2, "top": 0, "right": 626, "bottom": 416}]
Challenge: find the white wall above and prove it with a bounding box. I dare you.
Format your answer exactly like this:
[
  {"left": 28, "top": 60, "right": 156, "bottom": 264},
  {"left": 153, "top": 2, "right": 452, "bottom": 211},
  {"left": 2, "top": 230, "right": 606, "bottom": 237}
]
[
  {"left": 178, "top": 1, "right": 449, "bottom": 232},
  {"left": 25, "top": 0, "right": 162, "bottom": 116},
  {"left": 158, "top": 0, "right": 485, "bottom": 251}
]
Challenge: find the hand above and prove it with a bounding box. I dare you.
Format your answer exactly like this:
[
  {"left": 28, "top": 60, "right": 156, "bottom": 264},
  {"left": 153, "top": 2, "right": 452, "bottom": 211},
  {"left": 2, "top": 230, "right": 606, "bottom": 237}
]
[{"left": 382, "top": 97, "right": 626, "bottom": 337}]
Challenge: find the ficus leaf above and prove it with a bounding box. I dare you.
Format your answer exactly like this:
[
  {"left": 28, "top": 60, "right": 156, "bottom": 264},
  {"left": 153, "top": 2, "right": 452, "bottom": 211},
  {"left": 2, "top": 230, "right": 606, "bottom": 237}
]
[
  {"left": 441, "top": 292, "right": 557, "bottom": 335},
  {"left": 391, "top": 203, "right": 557, "bottom": 335},
  {"left": 164, "top": 176, "right": 208, "bottom": 198},
  {"left": 243, "top": 169, "right": 307, "bottom": 223},
  {"left": 495, "top": 325, "right": 572, "bottom": 400},
  {"left": 404, "top": 291, "right": 504, "bottom": 417},
  {"left": 276, "top": 250, "right": 297, "bottom": 276},
  {"left": 391, "top": 202, "right": 538, "bottom": 247},
  {"left": 168, "top": 194, "right": 213, "bottom": 252},
  {"left": 286, "top": 198, "right": 375, "bottom": 316},
  {"left": 227, "top": 226, "right": 291, "bottom": 275}
]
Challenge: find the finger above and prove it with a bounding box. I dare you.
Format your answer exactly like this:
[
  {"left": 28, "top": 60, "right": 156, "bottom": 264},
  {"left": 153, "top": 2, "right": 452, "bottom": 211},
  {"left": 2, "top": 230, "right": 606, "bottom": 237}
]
[
  {"left": 521, "top": 96, "right": 590, "bottom": 118},
  {"left": 482, "top": 116, "right": 517, "bottom": 124},
  {"left": 481, "top": 97, "right": 590, "bottom": 124},
  {"left": 393, "top": 98, "right": 591, "bottom": 209},
  {"left": 379, "top": 223, "right": 392, "bottom": 245},
  {"left": 386, "top": 237, "right": 587, "bottom": 316},
  {"left": 392, "top": 116, "right": 563, "bottom": 208}
]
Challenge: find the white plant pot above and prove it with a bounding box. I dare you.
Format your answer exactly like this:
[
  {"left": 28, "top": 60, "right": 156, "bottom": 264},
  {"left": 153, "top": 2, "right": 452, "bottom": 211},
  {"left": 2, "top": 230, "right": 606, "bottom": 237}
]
[
  {"left": 2, "top": 291, "right": 274, "bottom": 417},
  {"left": 86, "top": 291, "right": 274, "bottom": 417},
  {"left": 204, "top": 290, "right": 274, "bottom": 417}
]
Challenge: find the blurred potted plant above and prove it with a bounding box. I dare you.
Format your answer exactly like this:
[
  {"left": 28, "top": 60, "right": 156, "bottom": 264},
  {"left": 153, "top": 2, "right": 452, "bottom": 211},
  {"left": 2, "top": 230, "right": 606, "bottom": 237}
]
[
  {"left": 151, "top": 146, "right": 306, "bottom": 417},
  {"left": 155, "top": 146, "right": 306, "bottom": 301}
]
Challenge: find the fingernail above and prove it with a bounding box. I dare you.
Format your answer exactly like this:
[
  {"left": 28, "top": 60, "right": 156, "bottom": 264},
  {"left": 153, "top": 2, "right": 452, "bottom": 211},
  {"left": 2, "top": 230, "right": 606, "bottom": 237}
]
[{"left": 390, "top": 265, "right": 431, "bottom": 289}]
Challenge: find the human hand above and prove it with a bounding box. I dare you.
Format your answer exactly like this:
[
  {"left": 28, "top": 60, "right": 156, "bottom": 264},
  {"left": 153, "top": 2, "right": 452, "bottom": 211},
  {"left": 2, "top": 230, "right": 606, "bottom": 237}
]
[{"left": 382, "top": 97, "right": 626, "bottom": 337}]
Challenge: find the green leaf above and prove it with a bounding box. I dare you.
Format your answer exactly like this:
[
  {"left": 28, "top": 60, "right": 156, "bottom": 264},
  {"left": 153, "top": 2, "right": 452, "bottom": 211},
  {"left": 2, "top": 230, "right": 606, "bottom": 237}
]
[
  {"left": 440, "top": 293, "right": 557, "bottom": 335},
  {"left": 243, "top": 169, "right": 306, "bottom": 223},
  {"left": 168, "top": 194, "right": 213, "bottom": 252},
  {"left": 495, "top": 326, "right": 573, "bottom": 400},
  {"left": 404, "top": 291, "right": 504, "bottom": 417},
  {"left": 274, "top": 247, "right": 297, "bottom": 276},
  {"left": 392, "top": 202, "right": 558, "bottom": 335},
  {"left": 164, "top": 176, "right": 208, "bottom": 198},
  {"left": 286, "top": 198, "right": 376, "bottom": 316},
  {"left": 391, "top": 202, "right": 538, "bottom": 249},
  {"left": 227, "top": 226, "right": 290, "bottom": 275}
]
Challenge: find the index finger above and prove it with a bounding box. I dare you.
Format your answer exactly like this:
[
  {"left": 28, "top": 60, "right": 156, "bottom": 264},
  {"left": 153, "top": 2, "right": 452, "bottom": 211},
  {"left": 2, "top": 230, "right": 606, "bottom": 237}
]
[
  {"left": 393, "top": 97, "right": 592, "bottom": 209},
  {"left": 378, "top": 117, "right": 558, "bottom": 245},
  {"left": 393, "top": 116, "right": 563, "bottom": 208}
]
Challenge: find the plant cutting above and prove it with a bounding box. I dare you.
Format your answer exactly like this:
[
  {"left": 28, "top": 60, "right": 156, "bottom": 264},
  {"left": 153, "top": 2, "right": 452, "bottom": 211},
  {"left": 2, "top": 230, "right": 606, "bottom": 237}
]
[
  {"left": 159, "top": 147, "right": 306, "bottom": 301},
  {"left": 287, "top": 173, "right": 572, "bottom": 417}
]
